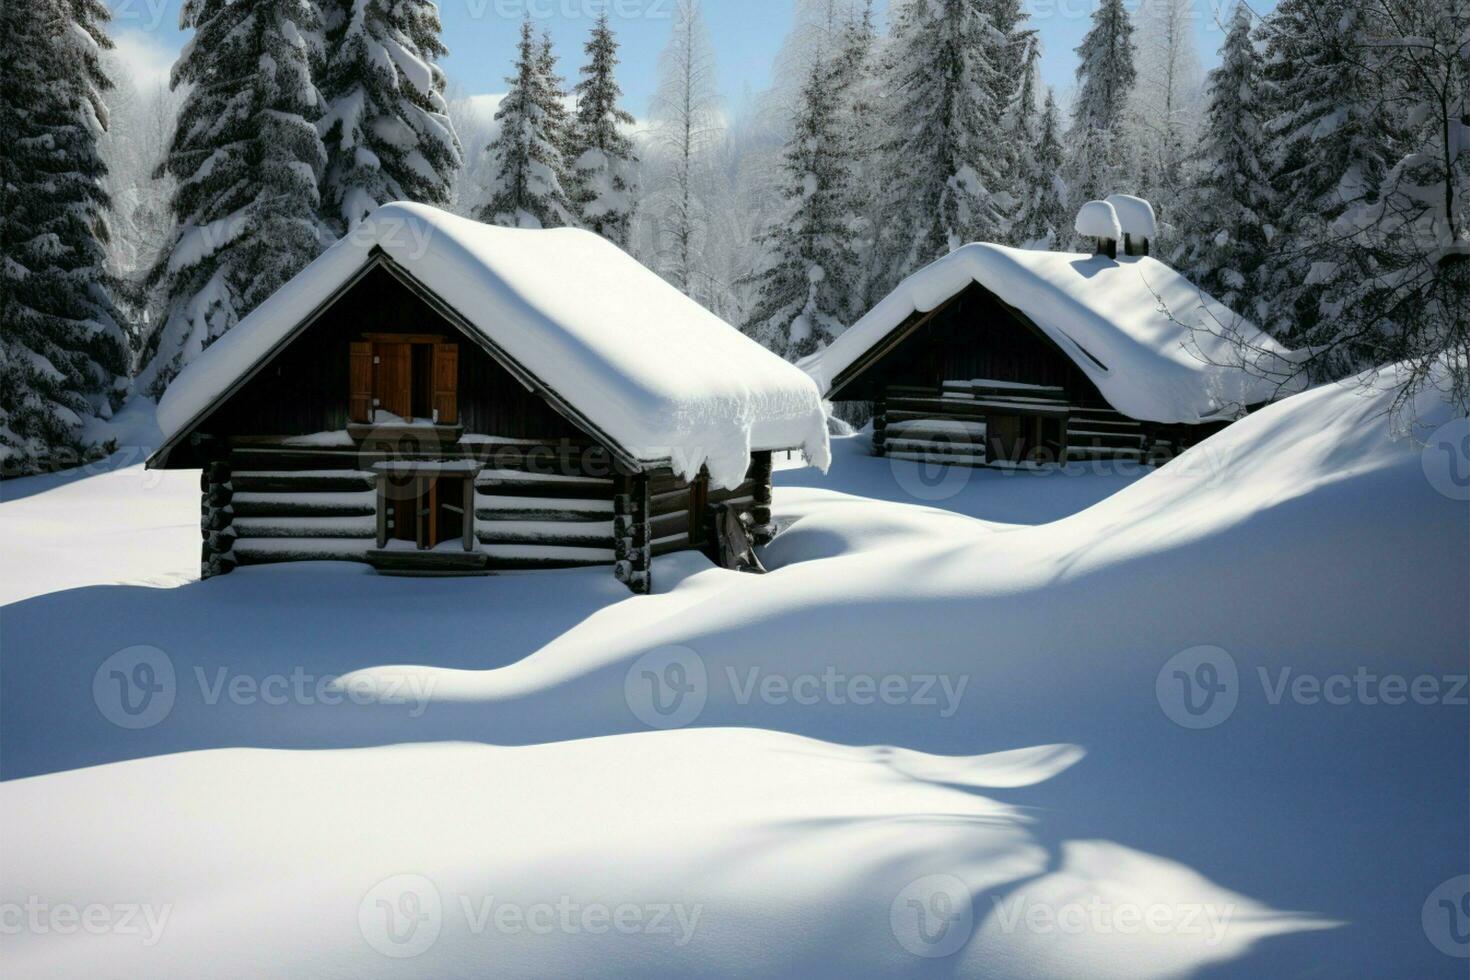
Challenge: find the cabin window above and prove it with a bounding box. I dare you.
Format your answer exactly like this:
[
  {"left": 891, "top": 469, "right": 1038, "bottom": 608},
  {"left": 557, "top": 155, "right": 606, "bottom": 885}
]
[{"left": 349, "top": 335, "right": 458, "bottom": 425}]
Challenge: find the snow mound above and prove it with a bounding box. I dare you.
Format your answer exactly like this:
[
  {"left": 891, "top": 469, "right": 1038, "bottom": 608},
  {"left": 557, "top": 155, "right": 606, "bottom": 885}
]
[
  {"left": 1105, "top": 194, "right": 1157, "bottom": 240},
  {"left": 155, "top": 203, "right": 830, "bottom": 489},
  {"left": 805, "top": 242, "right": 1302, "bottom": 423},
  {"left": 1074, "top": 199, "right": 1122, "bottom": 240}
]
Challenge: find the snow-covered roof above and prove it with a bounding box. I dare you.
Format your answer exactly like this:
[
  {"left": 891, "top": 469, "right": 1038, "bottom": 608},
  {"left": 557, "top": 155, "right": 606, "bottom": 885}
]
[
  {"left": 155, "top": 203, "right": 829, "bottom": 488},
  {"left": 1105, "top": 194, "right": 1157, "bottom": 240},
  {"left": 1074, "top": 200, "right": 1122, "bottom": 241},
  {"left": 803, "top": 244, "right": 1302, "bottom": 424}
]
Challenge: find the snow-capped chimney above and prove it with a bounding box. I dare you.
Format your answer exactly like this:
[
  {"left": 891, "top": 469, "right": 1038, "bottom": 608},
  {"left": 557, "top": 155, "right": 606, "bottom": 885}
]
[
  {"left": 1075, "top": 201, "right": 1122, "bottom": 259},
  {"left": 1106, "top": 194, "right": 1157, "bottom": 257}
]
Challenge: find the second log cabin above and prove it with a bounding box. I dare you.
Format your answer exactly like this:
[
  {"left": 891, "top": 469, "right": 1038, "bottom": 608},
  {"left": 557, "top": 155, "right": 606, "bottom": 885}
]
[{"left": 803, "top": 205, "right": 1300, "bottom": 468}]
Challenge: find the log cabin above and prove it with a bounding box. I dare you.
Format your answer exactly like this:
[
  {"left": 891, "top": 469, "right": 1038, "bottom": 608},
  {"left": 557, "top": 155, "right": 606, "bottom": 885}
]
[
  {"left": 803, "top": 200, "right": 1300, "bottom": 468},
  {"left": 147, "top": 203, "right": 830, "bottom": 591}
]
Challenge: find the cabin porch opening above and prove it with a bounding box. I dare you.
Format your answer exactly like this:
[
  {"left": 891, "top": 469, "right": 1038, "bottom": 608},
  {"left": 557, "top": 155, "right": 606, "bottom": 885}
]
[{"left": 368, "top": 460, "right": 489, "bottom": 575}]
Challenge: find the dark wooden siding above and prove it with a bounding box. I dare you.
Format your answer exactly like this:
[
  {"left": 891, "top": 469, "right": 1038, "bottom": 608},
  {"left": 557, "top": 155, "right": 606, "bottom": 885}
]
[
  {"left": 840, "top": 283, "right": 1110, "bottom": 408},
  {"left": 199, "top": 265, "right": 589, "bottom": 442}
]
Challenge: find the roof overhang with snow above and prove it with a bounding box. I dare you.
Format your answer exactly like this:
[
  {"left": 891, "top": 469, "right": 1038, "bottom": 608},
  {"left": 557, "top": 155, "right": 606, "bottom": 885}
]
[
  {"left": 805, "top": 244, "right": 1303, "bottom": 425},
  {"left": 149, "top": 204, "right": 830, "bottom": 488}
]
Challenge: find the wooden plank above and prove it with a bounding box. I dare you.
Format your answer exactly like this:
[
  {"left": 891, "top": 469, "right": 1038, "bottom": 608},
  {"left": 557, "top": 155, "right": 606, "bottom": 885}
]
[
  {"left": 376, "top": 474, "right": 387, "bottom": 548},
  {"left": 374, "top": 342, "right": 412, "bottom": 419},
  {"left": 232, "top": 471, "right": 375, "bottom": 493},
  {"left": 476, "top": 520, "right": 614, "bottom": 546},
  {"left": 462, "top": 474, "right": 474, "bottom": 551},
  {"left": 349, "top": 342, "right": 374, "bottom": 423},
  {"left": 433, "top": 342, "right": 458, "bottom": 425},
  {"left": 232, "top": 492, "right": 377, "bottom": 518},
  {"left": 361, "top": 332, "right": 446, "bottom": 345},
  {"left": 651, "top": 509, "right": 691, "bottom": 541}
]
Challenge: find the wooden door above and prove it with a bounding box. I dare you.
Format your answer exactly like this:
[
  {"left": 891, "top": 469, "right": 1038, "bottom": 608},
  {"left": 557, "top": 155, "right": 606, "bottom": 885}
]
[
  {"left": 988, "top": 414, "right": 1020, "bottom": 464},
  {"left": 432, "top": 343, "right": 458, "bottom": 425},
  {"left": 349, "top": 343, "right": 374, "bottom": 423},
  {"left": 375, "top": 343, "right": 412, "bottom": 420}
]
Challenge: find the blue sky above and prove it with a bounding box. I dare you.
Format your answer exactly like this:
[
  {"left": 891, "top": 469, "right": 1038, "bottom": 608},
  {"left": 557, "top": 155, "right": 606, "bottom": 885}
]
[{"left": 110, "top": 0, "right": 1267, "bottom": 115}]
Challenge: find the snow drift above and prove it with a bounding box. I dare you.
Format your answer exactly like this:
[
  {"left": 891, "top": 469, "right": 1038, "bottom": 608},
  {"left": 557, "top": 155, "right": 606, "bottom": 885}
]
[
  {"left": 2, "top": 366, "right": 1465, "bottom": 978},
  {"left": 153, "top": 203, "right": 830, "bottom": 488}
]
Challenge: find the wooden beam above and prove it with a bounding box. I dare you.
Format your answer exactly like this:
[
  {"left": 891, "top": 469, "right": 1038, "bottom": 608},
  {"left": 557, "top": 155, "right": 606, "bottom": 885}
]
[{"left": 826, "top": 292, "right": 964, "bottom": 401}]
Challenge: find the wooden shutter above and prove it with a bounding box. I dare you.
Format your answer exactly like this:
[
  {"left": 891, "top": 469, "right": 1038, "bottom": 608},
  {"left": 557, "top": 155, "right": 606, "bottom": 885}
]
[
  {"left": 432, "top": 342, "right": 458, "bottom": 425},
  {"left": 349, "top": 342, "right": 374, "bottom": 423},
  {"left": 375, "top": 343, "right": 412, "bottom": 420}
]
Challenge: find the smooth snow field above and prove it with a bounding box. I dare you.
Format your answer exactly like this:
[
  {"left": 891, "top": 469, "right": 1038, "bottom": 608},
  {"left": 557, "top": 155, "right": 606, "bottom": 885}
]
[{"left": 2, "top": 374, "right": 1467, "bottom": 978}]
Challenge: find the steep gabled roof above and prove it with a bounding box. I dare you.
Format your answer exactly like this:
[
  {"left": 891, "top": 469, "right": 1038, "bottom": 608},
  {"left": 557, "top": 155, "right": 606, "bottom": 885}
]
[
  {"left": 804, "top": 244, "right": 1304, "bottom": 424},
  {"left": 153, "top": 203, "right": 829, "bottom": 488}
]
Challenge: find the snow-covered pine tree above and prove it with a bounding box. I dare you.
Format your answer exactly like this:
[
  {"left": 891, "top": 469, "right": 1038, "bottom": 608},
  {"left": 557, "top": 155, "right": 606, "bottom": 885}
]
[
  {"left": 645, "top": 0, "right": 722, "bottom": 300},
  {"left": 1256, "top": 0, "right": 1467, "bottom": 411},
  {"left": 875, "top": 0, "right": 1009, "bottom": 287},
  {"left": 569, "top": 13, "right": 638, "bottom": 248},
  {"left": 140, "top": 0, "right": 327, "bottom": 396},
  {"left": 985, "top": 0, "right": 1037, "bottom": 243},
  {"left": 1066, "top": 0, "right": 1138, "bottom": 220},
  {"left": 741, "top": 56, "right": 859, "bottom": 359},
  {"left": 476, "top": 21, "right": 576, "bottom": 230},
  {"left": 1255, "top": 0, "right": 1398, "bottom": 349},
  {"left": 0, "top": 0, "right": 129, "bottom": 476},
  {"left": 317, "top": 0, "right": 461, "bottom": 236},
  {"left": 830, "top": 1, "right": 887, "bottom": 310},
  {"left": 1013, "top": 86, "right": 1070, "bottom": 250},
  {"left": 1171, "top": 2, "right": 1272, "bottom": 315},
  {"left": 1130, "top": 0, "right": 1203, "bottom": 233}
]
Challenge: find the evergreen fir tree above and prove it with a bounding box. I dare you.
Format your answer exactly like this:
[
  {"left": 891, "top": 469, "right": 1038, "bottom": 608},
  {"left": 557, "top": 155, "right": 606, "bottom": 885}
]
[
  {"left": 1131, "top": 0, "right": 1203, "bottom": 235},
  {"left": 140, "top": 0, "right": 327, "bottom": 395},
  {"left": 1014, "top": 87, "right": 1070, "bottom": 249},
  {"left": 1066, "top": 0, "right": 1137, "bottom": 217},
  {"left": 0, "top": 0, "right": 129, "bottom": 475},
  {"left": 1255, "top": 0, "right": 1397, "bottom": 347},
  {"left": 1254, "top": 0, "right": 1466, "bottom": 407},
  {"left": 317, "top": 0, "right": 462, "bottom": 235},
  {"left": 876, "top": 0, "right": 1009, "bottom": 286},
  {"left": 741, "top": 57, "right": 858, "bottom": 359},
  {"left": 645, "top": 0, "right": 722, "bottom": 300},
  {"left": 986, "top": 0, "right": 1037, "bottom": 240},
  {"left": 1172, "top": 3, "right": 1272, "bottom": 314},
  {"left": 477, "top": 21, "right": 576, "bottom": 229},
  {"left": 830, "top": 1, "right": 889, "bottom": 312},
  {"left": 569, "top": 13, "right": 638, "bottom": 247}
]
